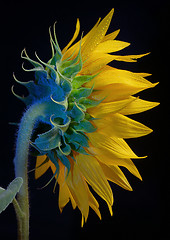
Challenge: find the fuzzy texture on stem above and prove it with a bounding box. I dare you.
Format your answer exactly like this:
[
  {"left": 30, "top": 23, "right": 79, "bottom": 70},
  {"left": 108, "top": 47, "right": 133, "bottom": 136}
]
[{"left": 14, "top": 102, "right": 47, "bottom": 240}]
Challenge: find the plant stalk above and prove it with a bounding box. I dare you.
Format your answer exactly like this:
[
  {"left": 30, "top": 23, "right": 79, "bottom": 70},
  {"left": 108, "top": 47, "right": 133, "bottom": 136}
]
[{"left": 13, "top": 102, "right": 47, "bottom": 240}]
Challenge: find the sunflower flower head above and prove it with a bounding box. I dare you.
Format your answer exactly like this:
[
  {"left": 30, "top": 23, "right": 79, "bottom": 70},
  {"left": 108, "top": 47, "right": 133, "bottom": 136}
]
[{"left": 13, "top": 9, "right": 159, "bottom": 226}]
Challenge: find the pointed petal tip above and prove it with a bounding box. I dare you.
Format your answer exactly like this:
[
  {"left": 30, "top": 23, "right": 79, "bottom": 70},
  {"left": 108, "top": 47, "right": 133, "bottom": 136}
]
[
  {"left": 152, "top": 82, "right": 159, "bottom": 88},
  {"left": 132, "top": 155, "right": 148, "bottom": 159},
  {"left": 106, "top": 8, "right": 114, "bottom": 22},
  {"left": 108, "top": 203, "right": 113, "bottom": 216},
  {"left": 110, "top": 8, "right": 114, "bottom": 14},
  {"left": 59, "top": 207, "right": 63, "bottom": 213}
]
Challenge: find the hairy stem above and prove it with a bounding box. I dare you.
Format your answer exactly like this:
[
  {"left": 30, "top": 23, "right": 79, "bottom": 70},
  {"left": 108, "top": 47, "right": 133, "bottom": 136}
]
[
  {"left": 14, "top": 102, "right": 47, "bottom": 240},
  {"left": 12, "top": 197, "right": 25, "bottom": 238}
]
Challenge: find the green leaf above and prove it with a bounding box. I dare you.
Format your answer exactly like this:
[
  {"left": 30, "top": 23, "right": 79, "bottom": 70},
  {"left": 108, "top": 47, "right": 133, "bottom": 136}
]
[{"left": 0, "top": 177, "right": 23, "bottom": 214}]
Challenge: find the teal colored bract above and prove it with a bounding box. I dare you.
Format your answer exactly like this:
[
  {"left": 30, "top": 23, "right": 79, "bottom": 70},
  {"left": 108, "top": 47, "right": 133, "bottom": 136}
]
[{"left": 12, "top": 25, "right": 100, "bottom": 178}]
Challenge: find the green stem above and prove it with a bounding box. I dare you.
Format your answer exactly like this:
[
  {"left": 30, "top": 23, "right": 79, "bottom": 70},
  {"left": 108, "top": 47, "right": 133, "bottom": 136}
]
[
  {"left": 14, "top": 102, "right": 47, "bottom": 240},
  {"left": 12, "top": 197, "right": 25, "bottom": 238}
]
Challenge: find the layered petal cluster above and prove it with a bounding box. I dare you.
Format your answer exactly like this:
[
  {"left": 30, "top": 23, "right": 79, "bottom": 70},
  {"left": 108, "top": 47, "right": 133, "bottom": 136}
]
[{"left": 13, "top": 9, "right": 159, "bottom": 226}]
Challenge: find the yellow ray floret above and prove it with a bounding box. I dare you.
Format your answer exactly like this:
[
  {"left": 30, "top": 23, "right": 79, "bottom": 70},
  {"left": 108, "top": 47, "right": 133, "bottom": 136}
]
[
  {"left": 94, "top": 40, "right": 130, "bottom": 53},
  {"left": 94, "top": 112, "right": 153, "bottom": 138}
]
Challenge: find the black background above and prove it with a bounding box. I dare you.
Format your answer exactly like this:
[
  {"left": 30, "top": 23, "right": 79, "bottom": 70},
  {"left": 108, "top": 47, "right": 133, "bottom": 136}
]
[{"left": 1, "top": 1, "right": 166, "bottom": 239}]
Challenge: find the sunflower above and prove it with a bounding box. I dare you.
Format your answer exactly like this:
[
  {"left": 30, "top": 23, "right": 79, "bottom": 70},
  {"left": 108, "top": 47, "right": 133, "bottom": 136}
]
[{"left": 13, "top": 8, "right": 159, "bottom": 227}]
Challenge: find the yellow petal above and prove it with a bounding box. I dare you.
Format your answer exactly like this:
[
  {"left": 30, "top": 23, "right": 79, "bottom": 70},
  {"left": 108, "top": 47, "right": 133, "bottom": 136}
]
[
  {"left": 95, "top": 112, "right": 153, "bottom": 138},
  {"left": 100, "top": 163, "right": 132, "bottom": 191},
  {"left": 88, "top": 98, "right": 135, "bottom": 117},
  {"left": 101, "top": 29, "right": 120, "bottom": 42},
  {"left": 94, "top": 40, "right": 130, "bottom": 53},
  {"left": 86, "top": 66, "right": 156, "bottom": 90},
  {"left": 62, "top": 18, "right": 80, "bottom": 54},
  {"left": 89, "top": 84, "right": 144, "bottom": 102},
  {"left": 66, "top": 163, "right": 89, "bottom": 222},
  {"left": 35, "top": 155, "right": 49, "bottom": 179},
  {"left": 86, "top": 185, "right": 101, "bottom": 220},
  {"left": 76, "top": 154, "right": 113, "bottom": 210},
  {"left": 49, "top": 160, "right": 57, "bottom": 174},
  {"left": 88, "top": 132, "right": 143, "bottom": 159},
  {"left": 111, "top": 53, "right": 150, "bottom": 62},
  {"left": 58, "top": 181, "right": 70, "bottom": 212},
  {"left": 80, "top": 53, "right": 115, "bottom": 75},
  {"left": 81, "top": 8, "right": 114, "bottom": 60},
  {"left": 69, "top": 193, "right": 77, "bottom": 210},
  {"left": 62, "top": 18, "right": 100, "bottom": 60},
  {"left": 119, "top": 97, "right": 160, "bottom": 115},
  {"left": 58, "top": 162, "right": 70, "bottom": 212},
  {"left": 88, "top": 145, "right": 142, "bottom": 180}
]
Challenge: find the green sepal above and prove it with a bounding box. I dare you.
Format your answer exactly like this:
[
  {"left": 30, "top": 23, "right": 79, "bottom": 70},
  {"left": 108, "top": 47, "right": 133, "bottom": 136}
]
[
  {"left": 59, "top": 48, "right": 82, "bottom": 79},
  {"left": 50, "top": 115, "right": 71, "bottom": 133},
  {"left": 59, "top": 135, "right": 71, "bottom": 156},
  {"left": 21, "top": 49, "right": 43, "bottom": 68},
  {"left": 73, "top": 119, "right": 96, "bottom": 133},
  {"left": 47, "top": 151, "right": 59, "bottom": 173},
  {"left": 59, "top": 52, "right": 80, "bottom": 69},
  {"left": 0, "top": 178, "right": 23, "bottom": 214},
  {"left": 35, "top": 53, "right": 59, "bottom": 82},
  {"left": 69, "top": 87, "right": 93, "bottom": 100},
  {"left": 72, "top": 74, "right": 96, "bottom": 89},
  {"left": 56, "top": 150, "right": 71, "bottom": 177},
  {"left": 59, "top": 143, "right": 71, "bottom": 156},
  {"left": 69, "top": 142, "right": 89, "bottom": 155},
  {"left": 34, "top": 127, "right": 61, "bottom": 151},
  {"left": 68, "top": 103, "right": 85, "bottom": 122},
  {"left": 50, "top": 51, "right": 62, "bottom": 66},
  {"left": 65, "top": 128, "right": 89, "bottom": 148},
  {"left": 79, "top": 97, "right": 102, "bottom": 108},
  {"left": 48, "top": 24, "right": 63, "bottom": 65},
  {"left": 60, "top": 78, "right": 72, "bottom": 96},
  {"left": 60, "top": 61, "right": 82, "bottom": 79}
]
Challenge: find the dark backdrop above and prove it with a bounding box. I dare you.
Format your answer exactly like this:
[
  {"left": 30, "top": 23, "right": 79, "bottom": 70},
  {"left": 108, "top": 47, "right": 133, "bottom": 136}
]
[{"left": 1, "top": 1, "right": 166, "bottom": 239}]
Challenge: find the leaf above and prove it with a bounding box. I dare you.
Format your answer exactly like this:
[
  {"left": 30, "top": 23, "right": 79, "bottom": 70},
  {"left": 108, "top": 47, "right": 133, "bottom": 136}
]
[{"left": 0, "top": 178, "right": 23, "bottom": 214}]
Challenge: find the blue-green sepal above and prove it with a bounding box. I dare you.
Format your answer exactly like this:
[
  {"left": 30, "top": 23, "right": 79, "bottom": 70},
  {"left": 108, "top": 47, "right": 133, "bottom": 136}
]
[
  {"left": 65, "top": 128, "right": 89, "bottom": 148},
  {"left": 56, "top": 150, "right": 71, "bottom": 177},
  {"left": 73, "top": 119, "right": 96, "bottom": 133},
  {"left": 34, "top": 127, "right": 61, "bottom": 152}
]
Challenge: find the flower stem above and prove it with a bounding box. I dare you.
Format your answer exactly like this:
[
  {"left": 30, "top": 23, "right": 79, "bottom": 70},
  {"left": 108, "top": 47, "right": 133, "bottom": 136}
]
[
  {"left": 12, "top": 197, "right": 25, "bottom": 239},
  {"left": 13, "top": 102, "right": 47, "bottom": 240}
]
